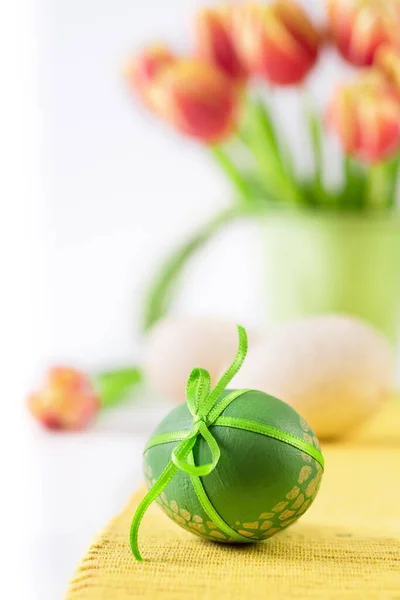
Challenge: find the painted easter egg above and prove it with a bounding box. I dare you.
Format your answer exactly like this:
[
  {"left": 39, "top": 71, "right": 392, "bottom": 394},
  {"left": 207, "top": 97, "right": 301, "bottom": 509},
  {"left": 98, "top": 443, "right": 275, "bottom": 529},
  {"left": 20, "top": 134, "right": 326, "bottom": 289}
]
[
  {"left": 231, "top": 316, "right": 395, "bottom": 440},
  {"left": 130, "top": 325, "right": 324, "bottom": 561},
  {"left": 143, "top": 389, "right": 323, "bottom": 544}
]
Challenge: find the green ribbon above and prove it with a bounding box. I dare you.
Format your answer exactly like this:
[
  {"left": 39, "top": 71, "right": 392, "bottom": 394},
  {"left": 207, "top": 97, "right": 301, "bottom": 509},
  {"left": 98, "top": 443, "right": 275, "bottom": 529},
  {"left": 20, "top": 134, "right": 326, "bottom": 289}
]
[
  {"left": 130, "top": 325, "right": 325, "bottom": 561},
  {"left": 130, "top": 325, "right": 250, "bottom": 560}
]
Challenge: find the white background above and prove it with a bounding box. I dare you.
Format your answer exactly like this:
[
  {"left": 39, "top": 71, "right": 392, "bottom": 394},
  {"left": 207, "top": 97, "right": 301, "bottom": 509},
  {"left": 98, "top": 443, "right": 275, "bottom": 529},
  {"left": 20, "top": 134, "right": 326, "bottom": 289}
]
[{"left": 1, "top": 1, "right": 393, "bottom": 599}]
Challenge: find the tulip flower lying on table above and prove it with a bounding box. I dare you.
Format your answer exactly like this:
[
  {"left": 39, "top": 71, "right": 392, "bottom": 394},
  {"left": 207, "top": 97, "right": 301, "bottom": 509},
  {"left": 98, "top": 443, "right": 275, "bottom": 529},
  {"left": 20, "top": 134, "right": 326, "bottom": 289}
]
[
  {"left": 125, "top": 0, "right": 400, "bottom": 332},
  {"left": 28, "top": 366, "right": 142, "bottom": 431}
]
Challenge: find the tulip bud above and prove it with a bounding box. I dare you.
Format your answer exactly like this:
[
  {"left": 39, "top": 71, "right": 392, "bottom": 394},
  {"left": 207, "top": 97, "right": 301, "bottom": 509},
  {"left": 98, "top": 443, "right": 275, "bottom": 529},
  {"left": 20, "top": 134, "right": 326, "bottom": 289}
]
[
  {"left": 328, "top": 71, "right": 400, "bottom": 163},
  {"left": 327, "top": 0, "right": 400, "bottom": 67},
  {"left": 148, "top": 60, "right": 240, "bottom": 143},
  {"left": 28, "top": 367, "right": 99, "bottom": 431},
  {"left": 195, "top": 5, "right": 247, "bottom": 81},
  {"left": 234, "top": 1, "right": 320, "bottom": 86},
  {"left": 375, "top": 45, "right": 400, "bottom": 97},
  {"left": 125, "top": 44, "right": 176, "bottom": 106}
]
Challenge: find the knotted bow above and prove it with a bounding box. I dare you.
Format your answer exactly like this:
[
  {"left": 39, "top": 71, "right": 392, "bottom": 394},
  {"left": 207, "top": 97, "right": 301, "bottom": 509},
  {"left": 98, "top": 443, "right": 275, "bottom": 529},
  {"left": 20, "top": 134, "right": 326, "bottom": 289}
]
[{"left": 130, "top": 324, "right": 248, "bottom": 560}]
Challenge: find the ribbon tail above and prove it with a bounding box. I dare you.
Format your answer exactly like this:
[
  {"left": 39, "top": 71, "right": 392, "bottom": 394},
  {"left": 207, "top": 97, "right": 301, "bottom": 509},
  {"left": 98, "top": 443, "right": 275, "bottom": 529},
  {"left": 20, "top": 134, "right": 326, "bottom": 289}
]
[
  {"left": 130, "top": 436, "right": 196, "bottom": 560},
  {"left": 130, "top": 460, "right": 178, "bottom": 561}
]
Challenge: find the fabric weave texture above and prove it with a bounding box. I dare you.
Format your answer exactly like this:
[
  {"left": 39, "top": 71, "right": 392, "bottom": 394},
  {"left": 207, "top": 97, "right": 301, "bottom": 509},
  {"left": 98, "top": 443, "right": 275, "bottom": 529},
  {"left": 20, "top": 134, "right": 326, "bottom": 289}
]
[{"left": 66, "top": 401, "right": 400, "bottom": 600}]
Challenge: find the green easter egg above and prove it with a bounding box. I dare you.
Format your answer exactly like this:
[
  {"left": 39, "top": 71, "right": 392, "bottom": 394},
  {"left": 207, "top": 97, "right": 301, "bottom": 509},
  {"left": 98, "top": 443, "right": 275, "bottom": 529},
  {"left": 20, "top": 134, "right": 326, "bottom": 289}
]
[{"left": 144, "top": 389, "right": 323, "bottom": 544}]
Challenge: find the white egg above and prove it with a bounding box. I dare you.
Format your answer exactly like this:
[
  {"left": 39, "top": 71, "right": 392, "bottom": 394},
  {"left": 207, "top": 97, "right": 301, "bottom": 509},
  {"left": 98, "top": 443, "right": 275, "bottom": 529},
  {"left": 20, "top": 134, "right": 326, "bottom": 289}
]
[
  {"left": 142, "top": 316, "right": 254, "bottom": 402},
  {"left": 231, "top": 315, "right": 395, "bottom": 440}
]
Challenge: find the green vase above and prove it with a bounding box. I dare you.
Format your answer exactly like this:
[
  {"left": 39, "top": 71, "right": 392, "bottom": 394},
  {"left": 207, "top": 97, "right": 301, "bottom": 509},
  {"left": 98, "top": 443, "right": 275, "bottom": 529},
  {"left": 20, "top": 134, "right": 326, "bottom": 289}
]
[{"left": 263, "top": 210, "right": 400, "bottom": 344}]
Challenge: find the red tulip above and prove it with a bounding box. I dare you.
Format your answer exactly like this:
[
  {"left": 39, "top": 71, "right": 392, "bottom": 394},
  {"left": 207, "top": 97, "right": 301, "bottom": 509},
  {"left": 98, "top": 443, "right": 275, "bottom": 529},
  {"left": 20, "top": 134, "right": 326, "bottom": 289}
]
[
  {"left": 375, "top": 45, "right": 400, "bottom": 97},
  {"left": 234, "top": 1, "right": 321, "bottom": 86},
  {"left": 328, "top": 71, "right": 400, "bottom": 163},
  {"left": 126, "top": 44, "right": 176, "bottom": 106},
  {"left": 148, "top": 60, "right": 240, "bottom": 143},
  {"left": 327, "top": 0, "right": 400, "bottom": 67},
  {"left": 28, "top": 367, "right": 100, "bottom": 431},
  {"left": 195, "top": 5, "right": 247, "bottom": 81}
]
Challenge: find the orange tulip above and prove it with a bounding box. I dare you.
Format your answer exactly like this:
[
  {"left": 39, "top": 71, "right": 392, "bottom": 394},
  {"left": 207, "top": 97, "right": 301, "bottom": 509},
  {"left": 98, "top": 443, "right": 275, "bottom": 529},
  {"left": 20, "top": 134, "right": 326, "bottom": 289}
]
[
  {"left": 126, "top": 44, "right": 176, "bottom": 106},
  {"left": 375, "top": 45, "right": 400, "bottom": 97},
  {"left": 327, "top": 0, "right": 400, "bottom": 67},
  {"left": 328, "top": 71, "right": 400, "bottom": 163},
  {"left": 234, "top": 1, "right": 320, "bottom": 86},
  {"left": 148, "top": 60, "right": 240, "bottom": 143},
  {"left": 28, "top": 367, "right": 100, "bottom": 431},
  {"left": 195, "top": 5, "right": 247, "bottom": 81}
]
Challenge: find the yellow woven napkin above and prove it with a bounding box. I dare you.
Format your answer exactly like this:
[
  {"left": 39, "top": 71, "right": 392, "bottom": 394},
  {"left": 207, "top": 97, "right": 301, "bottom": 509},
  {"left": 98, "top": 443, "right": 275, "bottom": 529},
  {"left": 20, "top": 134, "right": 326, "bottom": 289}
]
[{"left": 66, "top": 403, "right": 400, "bottom": 600}]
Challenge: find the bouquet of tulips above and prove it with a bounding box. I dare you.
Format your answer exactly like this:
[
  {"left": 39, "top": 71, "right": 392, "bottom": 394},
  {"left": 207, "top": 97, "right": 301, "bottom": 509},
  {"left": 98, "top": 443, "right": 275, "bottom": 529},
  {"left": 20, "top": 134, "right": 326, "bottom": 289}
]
[{"left": 126, "top": 0, "right": 400, "bottom": 330}]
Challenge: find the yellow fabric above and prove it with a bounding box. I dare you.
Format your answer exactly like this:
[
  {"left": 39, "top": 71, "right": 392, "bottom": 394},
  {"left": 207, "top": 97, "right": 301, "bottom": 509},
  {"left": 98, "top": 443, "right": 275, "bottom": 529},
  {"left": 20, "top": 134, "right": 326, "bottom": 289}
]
[{"left": 66, "top": 402, "right": 400, "bottom": 600}]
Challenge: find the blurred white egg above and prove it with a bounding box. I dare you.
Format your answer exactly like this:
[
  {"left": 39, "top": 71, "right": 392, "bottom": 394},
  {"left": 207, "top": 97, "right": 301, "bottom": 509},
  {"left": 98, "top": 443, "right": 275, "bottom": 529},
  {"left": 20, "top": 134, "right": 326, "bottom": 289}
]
[
  {"left": 231, "top": 315, "right": 395, "bottom": 440},
  {"left": 142, "top": 316, "right": 254, "bottom": 402}
]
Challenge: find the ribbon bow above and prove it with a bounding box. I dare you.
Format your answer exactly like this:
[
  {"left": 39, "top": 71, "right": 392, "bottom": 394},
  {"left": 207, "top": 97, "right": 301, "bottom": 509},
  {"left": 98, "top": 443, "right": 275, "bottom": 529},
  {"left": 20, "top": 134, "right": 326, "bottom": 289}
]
[{"left": 130, "top": 325, "right": 249, "bottom": 561}]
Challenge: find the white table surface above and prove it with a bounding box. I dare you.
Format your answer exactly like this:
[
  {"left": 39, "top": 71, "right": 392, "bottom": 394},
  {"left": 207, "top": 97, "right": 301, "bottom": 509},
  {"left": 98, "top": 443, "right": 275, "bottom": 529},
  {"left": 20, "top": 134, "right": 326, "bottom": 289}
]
[{"left": 24, "top": 396, "right": 174, "bottom": 600}]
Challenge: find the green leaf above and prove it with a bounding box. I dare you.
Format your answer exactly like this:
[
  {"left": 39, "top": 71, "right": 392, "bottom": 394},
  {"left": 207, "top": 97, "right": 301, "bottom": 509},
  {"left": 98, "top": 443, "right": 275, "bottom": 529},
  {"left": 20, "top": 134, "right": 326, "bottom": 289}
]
[
  {"left": 304, "top": 103, "right": 324, "bottom": 190},
  {"left": 142, "top": 207, "right": 245, "bottom": 331},
  {"left": 94, "top": 367, "right": 143, "bottom": 409},
  {"left": 209, "top": 145, "right": 253, "bottom": 208},
  {"left": 242, "top": 97, "right": 303, "bottom": 205}
]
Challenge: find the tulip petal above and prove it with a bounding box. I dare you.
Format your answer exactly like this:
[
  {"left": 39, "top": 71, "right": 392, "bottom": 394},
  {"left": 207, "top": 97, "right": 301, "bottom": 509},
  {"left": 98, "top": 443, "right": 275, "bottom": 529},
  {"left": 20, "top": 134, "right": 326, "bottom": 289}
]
[
  {"left": 196, "top": 6, "right": 247, "bottom": 81},
  {"left": 149, "top": 60, "right": 239, "bottom": 143},
  {"left": 328, "top": 0, "right": 400, "bottom": 66},
  {"left": 235, "top": 1, "right": 320, "bottom": 86}
]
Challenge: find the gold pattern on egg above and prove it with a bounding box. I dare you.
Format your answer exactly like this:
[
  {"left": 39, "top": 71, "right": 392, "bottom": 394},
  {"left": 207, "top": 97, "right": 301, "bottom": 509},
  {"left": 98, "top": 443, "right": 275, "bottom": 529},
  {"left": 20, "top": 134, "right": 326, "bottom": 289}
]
[
  {"left": 189, "top": 522, "right": 206, "bottom": 533},
  {"left": 238, "top": 530, "right": 255, "bottom": 537},
  {"left": 286, "top": 486, "right": 300, "bottom": 500},
  {"left": 279, "top": 509, "right": 295, "bottom": 521},
  {"left": 300, "top": 417, "right": 310, "bottom": 432},
  {"left": 259, "top": 512, "right": 274, "bottom": 519},
  {"left": 243, "top": 521, "right": 259, "bottom": 529},
  {"left": 193, "top": 515, "right": 203, "bottom": 523},
  {"left": 272, "top": 501, "right": 288, "bottom": 512},
  {"left": 280, "top": 517, "right": 297, "bottom": 527},
  {"left": 313, "top": 436, "right": 320, "bottom": 449},
  {"left": 265, "top": 527, "right": 280, "bottom": 537},
  {"left": 298, "top": 465, "right": 312, "bottom": 484},
  {"left": 234, "top": 446, "right": 322, "bottom": 540},
  {"left": 158, "top": 492, "right": 230, "bottom": 542},
  {"left": 180, "top": 509, "right": 191, "bottom": 521},
  {"left": 297, "top": 499, "right": 311, "bottom": 515},
  {"left": 306, "top": 478, "right": 318, "bottom": 498},
  {"left": 210, "top": 530, "right": 227, "bottom": 539},
  {"left": 303, "top": 432, "right": 313, "bottom": 444},
  {"left": 291, "top": 493, "right": 305, "bottom": 510}
]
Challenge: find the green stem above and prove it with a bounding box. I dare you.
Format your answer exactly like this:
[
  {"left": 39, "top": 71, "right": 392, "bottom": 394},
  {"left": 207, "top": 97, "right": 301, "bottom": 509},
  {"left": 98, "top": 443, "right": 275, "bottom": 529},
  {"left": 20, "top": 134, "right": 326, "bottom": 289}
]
[
  {"left": 387, "top": 154, "right": 400, "bottom": 209},
  {"left": 243, "top": 96, "right": 303, "bottom": 205},
  {"left": 366, "top": 162, "right": 393, "bottom": 210},
  {"left": 342, "top": 156, "right": 367, "bottom": 210},
  {"left": 141, "top": 206, "right": 246, "bottom": 331},
  {"left": 209, "top": 145, "right": 253, "bottom": 207},
  {"left": 302, "top": 91, "right": 324, "bottom": 195}
]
